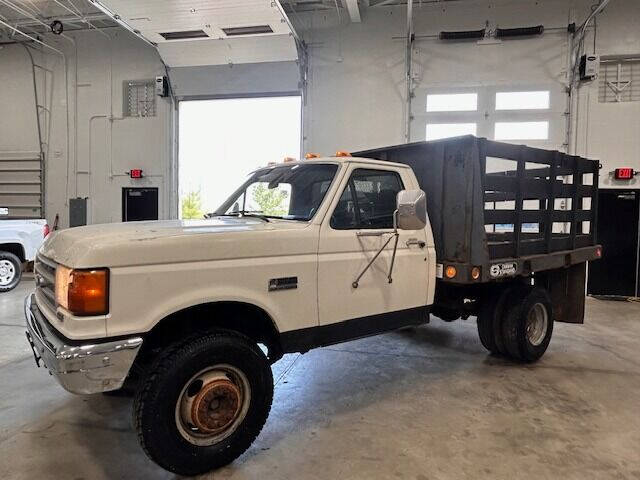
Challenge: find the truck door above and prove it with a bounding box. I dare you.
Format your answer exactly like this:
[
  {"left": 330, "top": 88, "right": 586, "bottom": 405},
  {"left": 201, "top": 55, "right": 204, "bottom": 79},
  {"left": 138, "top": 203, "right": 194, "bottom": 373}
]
[{"left": 317, "top": 165, "right": 430, "bottom": 327}]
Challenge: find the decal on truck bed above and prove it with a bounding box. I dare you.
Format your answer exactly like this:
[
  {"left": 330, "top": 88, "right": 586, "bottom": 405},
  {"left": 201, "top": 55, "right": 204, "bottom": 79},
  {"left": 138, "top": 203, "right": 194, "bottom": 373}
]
[{"left": 489, "top": 262, "right": 517, "bottom": 278}]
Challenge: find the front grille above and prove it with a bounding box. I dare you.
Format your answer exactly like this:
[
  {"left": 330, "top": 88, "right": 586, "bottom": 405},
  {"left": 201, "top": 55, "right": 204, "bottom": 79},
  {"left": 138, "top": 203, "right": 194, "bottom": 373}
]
[{"left": 34, "top": 254, "right": 57, "bottom": 312}]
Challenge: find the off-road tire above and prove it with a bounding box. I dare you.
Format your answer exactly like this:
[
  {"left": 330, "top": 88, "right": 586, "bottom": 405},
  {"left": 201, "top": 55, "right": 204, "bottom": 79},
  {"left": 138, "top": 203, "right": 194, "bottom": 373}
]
[
  {"left": 0, "top": 251, "right": 22, "bottom": 293},
  {"left": 501, "top": 287, "right": 553, "bottom": 363},
  {"left": 133, "top": 330, "right": 273, "bottom": 476}
]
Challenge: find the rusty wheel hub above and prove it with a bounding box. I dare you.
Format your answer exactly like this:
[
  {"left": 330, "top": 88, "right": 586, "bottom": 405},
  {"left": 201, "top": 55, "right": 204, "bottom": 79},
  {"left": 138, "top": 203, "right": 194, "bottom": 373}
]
[
  {"left": 176, "top": 365, "right": 251, "bottom": 446},
  {"left": 191, "top": 379, "right": 241, "bottom": 433}
]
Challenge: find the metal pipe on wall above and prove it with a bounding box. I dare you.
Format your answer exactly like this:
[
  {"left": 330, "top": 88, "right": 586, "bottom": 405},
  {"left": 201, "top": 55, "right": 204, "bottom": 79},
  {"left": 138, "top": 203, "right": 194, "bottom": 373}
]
[
  {"left": 21, "top": 44, "right": 45, "bottom": 217},
  {"left": 404, "top": 0, "right": 413, "bottom": 142}
]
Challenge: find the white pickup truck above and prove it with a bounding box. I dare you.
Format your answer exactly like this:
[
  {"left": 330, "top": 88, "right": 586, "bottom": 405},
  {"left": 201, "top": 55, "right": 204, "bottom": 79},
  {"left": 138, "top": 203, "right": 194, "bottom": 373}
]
[
  {"left": 0, "top": 219, "right": 48, "bottom": 292},
  {"left": 25, "top": 137, "right": 601, "bottom": 475}
]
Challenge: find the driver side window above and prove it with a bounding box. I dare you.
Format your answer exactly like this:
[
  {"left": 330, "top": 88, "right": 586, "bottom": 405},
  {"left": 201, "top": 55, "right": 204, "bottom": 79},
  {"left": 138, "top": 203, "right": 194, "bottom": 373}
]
[{"left": 330, "top": 169, "right": 404, "bottom": 229}]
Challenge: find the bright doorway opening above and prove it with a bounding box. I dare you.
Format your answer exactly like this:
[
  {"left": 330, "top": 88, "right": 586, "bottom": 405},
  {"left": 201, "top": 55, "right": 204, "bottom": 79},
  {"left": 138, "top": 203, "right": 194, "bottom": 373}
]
[{"left": 178, "top": 96, "right": 302, "bottom": 218}]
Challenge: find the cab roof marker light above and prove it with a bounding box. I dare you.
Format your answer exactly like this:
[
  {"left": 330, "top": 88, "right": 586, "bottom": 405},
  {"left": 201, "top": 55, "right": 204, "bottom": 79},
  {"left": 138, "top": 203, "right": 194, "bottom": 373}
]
[
  {"left": 335, "top": 151, "right": 352, "bottom": 157},
  {"left": 305, "top": 153, "right": 320, "bottom": 159}
]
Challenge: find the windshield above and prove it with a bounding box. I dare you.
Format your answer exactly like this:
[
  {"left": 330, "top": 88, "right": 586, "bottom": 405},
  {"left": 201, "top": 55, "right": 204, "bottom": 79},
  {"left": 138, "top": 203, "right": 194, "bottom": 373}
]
[{"left": 214, "top": 163, "right": 339, "bottom": 221}]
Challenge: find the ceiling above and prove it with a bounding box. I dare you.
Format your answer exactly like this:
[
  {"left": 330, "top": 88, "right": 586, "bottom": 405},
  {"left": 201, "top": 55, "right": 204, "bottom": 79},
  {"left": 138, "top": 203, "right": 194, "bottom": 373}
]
[
  {"left": 0, "top": 0, "right": 115, "bottom": 40},
  {"left": 0, "top": 0, "right": 471, "bottom": 63},
  {"left": 95, "top": 0, "right": 299, "bottom": 66}
]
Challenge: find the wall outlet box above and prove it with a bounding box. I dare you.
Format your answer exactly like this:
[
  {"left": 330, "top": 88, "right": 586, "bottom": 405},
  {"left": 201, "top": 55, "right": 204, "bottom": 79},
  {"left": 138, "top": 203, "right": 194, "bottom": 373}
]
[
  {"left": 579, "top": 54, "right": 599, "bottom": 80},
  {"left": 155, "top": 75, "right": 169, "bottom": 97}
]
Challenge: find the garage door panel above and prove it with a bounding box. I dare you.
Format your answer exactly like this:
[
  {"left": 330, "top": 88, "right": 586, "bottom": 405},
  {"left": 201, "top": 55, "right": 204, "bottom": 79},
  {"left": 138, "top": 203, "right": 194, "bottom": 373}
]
[{"left": 157, "top": 35, "right": 297, "bottom": 67}]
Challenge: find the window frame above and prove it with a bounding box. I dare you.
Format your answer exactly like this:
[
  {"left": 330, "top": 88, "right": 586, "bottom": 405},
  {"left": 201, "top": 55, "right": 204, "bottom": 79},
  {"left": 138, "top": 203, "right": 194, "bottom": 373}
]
[
  {"left": 414, "top": 84, "right": 563, "bottom": 149},
  {"left": 329, "top": 168, "right": 405, "bottom": 231}
]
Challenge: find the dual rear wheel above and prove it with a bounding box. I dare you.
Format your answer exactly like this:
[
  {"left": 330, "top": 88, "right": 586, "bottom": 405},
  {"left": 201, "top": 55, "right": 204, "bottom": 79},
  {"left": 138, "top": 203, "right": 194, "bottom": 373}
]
[{"left": 477, "top": 285, "right": 553, "bottom": 363}]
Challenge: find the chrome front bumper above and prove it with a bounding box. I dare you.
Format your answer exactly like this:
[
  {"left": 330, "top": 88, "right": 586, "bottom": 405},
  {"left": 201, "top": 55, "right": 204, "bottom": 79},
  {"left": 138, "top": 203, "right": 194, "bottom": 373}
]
[{"left": 24, "top": 293, "right": 143, "bottom": 394}]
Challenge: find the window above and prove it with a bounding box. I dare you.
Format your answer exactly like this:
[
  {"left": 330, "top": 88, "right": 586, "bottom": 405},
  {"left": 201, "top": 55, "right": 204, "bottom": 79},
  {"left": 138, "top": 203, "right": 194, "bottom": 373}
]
[
  {"left": 426, "top": 123, "right": 477, "bottom": 141},
  {"left": 494, "top": 121, "right": 549, "bottom": 140},
  {"left": 331, "top": 169, "right": 404, "bottom": 229},
  {"left": 426, "top": 93, "right": 478, "bottom": 112},
  {"left": 598, "top": 59, "right": 640, "bottom": 103},
  {"left": 495, "top": 91, "right": 549, "bottom": 110},
  {"left": 217, "top": 163, "right": 338, "bottom": 221},
  {"left": 124, "top": 80, "right": 156, "bottom": 117}
]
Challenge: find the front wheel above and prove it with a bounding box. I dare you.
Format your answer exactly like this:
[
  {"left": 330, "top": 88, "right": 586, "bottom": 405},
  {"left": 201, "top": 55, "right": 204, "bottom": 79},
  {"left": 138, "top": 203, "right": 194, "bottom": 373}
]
[{"left": 133, "top": 330, "right": 273, "bottom": 476}]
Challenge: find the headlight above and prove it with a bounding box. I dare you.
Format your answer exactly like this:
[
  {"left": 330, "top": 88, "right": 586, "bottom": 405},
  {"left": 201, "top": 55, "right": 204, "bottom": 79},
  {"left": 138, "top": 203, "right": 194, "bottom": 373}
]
[{"left": 55, "top": 266, "right": 109, "bottom": 316}]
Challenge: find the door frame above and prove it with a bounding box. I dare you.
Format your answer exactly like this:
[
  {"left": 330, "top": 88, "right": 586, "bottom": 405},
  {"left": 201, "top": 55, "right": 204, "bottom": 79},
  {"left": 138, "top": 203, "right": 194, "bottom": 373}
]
[
  {"left": 173, "top": 92, "right": 303, "bottom": 219},
  {"left": 587, "top": 188, "right": 640, "bottom": 297}
]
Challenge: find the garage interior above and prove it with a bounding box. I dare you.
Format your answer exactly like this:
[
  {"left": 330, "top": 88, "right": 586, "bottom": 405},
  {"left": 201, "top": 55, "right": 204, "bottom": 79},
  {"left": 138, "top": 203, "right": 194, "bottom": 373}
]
[{"left": 1, "top": 0, "right": 640, "bottom": 478}]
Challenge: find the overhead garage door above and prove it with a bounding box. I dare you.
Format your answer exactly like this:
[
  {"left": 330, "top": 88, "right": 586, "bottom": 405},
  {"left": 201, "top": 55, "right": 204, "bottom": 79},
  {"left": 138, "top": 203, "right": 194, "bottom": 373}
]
[{"left": 94, "top": 0, "right": 299, "bottom": 68}]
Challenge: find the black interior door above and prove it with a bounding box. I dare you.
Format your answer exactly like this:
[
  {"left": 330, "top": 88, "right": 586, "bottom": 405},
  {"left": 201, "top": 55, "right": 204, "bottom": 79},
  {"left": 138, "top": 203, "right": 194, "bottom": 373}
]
[
  {"left": 122, "top": 188, "right": 159, "bottom": 222},
  {"left": 587, "top": 189, "right": 639, "bottom": 296}
]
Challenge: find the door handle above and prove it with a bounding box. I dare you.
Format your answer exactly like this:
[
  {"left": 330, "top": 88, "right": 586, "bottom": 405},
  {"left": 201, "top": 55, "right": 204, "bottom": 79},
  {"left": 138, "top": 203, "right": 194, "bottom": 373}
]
[{"left": 406, "top": 238, "right": 426, "bottom": 248}]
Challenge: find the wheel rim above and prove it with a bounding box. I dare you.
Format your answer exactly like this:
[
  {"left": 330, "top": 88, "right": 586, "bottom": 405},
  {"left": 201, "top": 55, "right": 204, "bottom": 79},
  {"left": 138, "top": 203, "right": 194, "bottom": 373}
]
[
  {"left": 175, "top": 364, "right": 251, "bottom": 446},
  {"left": 0, "top": 260, "right": 16, "bottom": 286},
  {"left": 526, "top": 302, "right": 548, "bottom": 346}
]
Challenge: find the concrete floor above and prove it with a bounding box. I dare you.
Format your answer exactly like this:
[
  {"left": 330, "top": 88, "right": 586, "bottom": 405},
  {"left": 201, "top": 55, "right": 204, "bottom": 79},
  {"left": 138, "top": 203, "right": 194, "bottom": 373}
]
[{"left": 1, "top": 278, "right": 639, "bottom": 480}]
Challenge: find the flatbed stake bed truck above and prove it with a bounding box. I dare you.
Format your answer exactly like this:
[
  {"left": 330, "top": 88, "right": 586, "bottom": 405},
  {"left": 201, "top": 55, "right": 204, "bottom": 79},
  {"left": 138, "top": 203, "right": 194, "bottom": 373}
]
[{"left": 24, "top": 135, "right": 601, "bottom": 475}]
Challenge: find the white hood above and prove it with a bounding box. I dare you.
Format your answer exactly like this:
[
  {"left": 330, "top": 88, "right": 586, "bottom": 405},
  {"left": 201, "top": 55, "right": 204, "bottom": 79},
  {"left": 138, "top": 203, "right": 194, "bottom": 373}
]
[{"left": 40, "top": 217, "right": 314, "bottom": 268}]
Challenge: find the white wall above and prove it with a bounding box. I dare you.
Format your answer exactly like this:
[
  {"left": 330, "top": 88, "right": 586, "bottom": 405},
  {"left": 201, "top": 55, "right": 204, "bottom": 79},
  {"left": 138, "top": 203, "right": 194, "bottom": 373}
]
[
  {"left": 0, "top": 0, "right": 638, "bottom": 227},
  {"left": 0, "top": 29, "right": 171, "bottom": 226},
  {"left": 573, "top": 1, "right": 640, "bottom": 188},
  {"left": 0, "top": 44, "right": 40, "bottom": 154}
]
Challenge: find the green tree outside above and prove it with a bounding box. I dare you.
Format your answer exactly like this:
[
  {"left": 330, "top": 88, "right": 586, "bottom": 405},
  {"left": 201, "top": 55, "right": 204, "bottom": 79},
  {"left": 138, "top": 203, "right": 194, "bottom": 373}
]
[
  {"left": 251, "top": 183, "right": 289, "bottom": 216},
  {"left": 181, "top": 190, "right": 204, "bottom": 219}
]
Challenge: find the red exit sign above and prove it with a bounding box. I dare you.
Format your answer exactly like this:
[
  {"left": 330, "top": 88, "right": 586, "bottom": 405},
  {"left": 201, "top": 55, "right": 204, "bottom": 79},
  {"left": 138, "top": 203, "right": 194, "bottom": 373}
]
[
  {"left": 128, "top": 169, "right": 143, "bottom": 179},
  {"left": 614, "top": 168, "right": 635, "bottom": 180}
]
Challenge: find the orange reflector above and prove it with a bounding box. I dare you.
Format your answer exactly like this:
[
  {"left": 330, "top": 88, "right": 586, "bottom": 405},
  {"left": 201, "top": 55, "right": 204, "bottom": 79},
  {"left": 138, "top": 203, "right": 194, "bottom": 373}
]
[
  {"left": 335, "top": 150, "right": 352, "bottom": 157},
  {"left": 445, "top": 266, "right": 457, "bottom": 279},
  {"left": 471, "top": 266, "right": 481, "bottom": 280},
  {"left": 305, "top": 153, "right": 320, "bottom": 159}
]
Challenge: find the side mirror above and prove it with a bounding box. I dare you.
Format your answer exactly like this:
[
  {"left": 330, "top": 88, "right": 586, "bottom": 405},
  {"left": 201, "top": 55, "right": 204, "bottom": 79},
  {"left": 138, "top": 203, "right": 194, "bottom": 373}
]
[{"left": 396, "top": 189, "right": 427, "bottom": 230}]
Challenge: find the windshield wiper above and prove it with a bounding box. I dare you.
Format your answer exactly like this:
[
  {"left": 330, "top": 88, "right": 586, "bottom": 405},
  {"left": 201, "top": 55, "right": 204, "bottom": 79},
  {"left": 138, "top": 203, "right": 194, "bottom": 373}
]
[{"left": 217, "top": 211, "right": 270, "bottom": 222}]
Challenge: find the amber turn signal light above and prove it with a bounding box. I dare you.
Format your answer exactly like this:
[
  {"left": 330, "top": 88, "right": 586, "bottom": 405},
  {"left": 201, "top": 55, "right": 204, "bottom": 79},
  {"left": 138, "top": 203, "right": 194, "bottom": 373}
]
[
  {"left": 445, "top": 265, "right": 457, "bottom": 279},
  {"left": 56, "top": 266, "right": 109, "bottom": 316},
  {"left": 471, "top": 266, "right": 481, "bottom": 280}
]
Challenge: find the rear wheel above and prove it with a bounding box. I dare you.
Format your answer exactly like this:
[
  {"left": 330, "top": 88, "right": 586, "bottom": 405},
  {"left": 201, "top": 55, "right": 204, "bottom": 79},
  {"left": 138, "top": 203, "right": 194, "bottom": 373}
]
[
  {"left": 133, "top": 330, "right": 273, "bottom": 476},
  {"left": 476, "top": 286, "right": 514, "bottom": 355},
  {"left": 0, "top": 252, "right": 22, "bottom": 293},
  {"left": 501, "top": 287, "right": 553, "bottom": 363}
]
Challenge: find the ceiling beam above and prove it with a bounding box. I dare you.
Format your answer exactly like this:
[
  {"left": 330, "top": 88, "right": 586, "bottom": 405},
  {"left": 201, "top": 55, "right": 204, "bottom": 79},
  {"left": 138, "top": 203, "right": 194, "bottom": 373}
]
[{"left": 344, "top": 0, "right": 361, "bottom": 22}]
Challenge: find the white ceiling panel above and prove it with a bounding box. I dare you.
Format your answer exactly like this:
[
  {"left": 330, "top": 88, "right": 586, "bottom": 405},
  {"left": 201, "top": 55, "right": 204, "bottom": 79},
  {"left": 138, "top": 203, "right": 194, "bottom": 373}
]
[{"left": 95, "top": 0, "right": 298, "bottom": 66}]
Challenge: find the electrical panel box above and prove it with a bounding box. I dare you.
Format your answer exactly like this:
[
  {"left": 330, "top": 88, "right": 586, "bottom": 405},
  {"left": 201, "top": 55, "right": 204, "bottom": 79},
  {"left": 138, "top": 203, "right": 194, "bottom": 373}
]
[
  {"left": 580, "top": 54, "right": 600, "bottom": 81},
  {"left": 155, "top": 75, "right": 169, "bottom": 97},
  {"left": 69, "top": 197, "right": 87, "bottom": 227}
]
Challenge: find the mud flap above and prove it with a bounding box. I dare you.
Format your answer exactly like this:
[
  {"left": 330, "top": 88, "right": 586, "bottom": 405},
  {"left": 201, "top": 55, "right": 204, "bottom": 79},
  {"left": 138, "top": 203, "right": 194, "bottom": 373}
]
[{"left": 536, "top": 263, "right": 586, "bottom": 324}]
